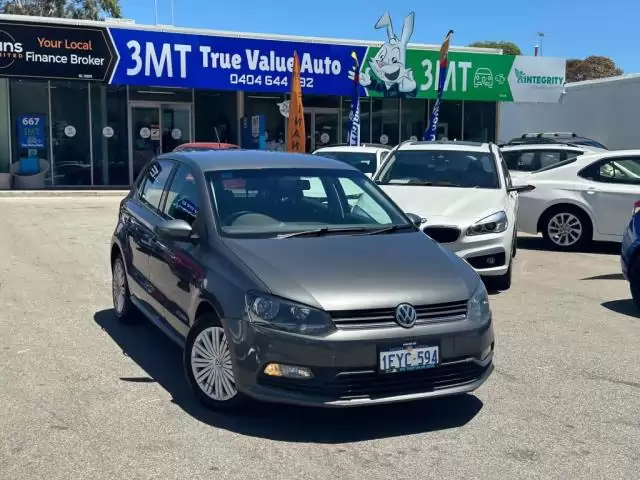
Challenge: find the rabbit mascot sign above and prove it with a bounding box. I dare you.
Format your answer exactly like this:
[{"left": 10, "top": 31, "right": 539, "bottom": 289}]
[{"left": 348, "top": 11, "right": 417, "bottom": 98}]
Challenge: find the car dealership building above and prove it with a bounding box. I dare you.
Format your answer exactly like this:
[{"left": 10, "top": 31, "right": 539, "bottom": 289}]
[{"left": 0, "top": 14, "right": 567, "bottom": 187}]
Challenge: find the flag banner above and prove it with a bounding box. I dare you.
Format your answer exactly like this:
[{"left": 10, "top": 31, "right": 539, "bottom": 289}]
[
  {"left": 347, "top": 51, "right": 361, "bottom": 146},
  {"left": 287, "top": 51, "right": 306, "bottom": 153},
  {"left": 424, "top": 30, "right": 454, "bottom": 141}
]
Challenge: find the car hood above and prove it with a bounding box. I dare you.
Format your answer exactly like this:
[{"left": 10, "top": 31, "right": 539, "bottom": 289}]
[
  {"left": 223, "top": 232, "right": 479, "bottom": 312},
  {"left": 379, "top": 185, "right": 506, "bottom": 224}
]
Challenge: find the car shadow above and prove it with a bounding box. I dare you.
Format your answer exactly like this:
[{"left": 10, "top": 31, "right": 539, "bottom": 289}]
[
  {"left": 601, "top": 299, "right": 639, "bottom": 318},
  {"left": 94, "top": 309, "right": 484, "bottom": 443},
  {"left": 581, "top": 273, "right": 625, "bottom": 281},
  {"left": 517, "top": 235, "right": 620, "bottom": 255}
]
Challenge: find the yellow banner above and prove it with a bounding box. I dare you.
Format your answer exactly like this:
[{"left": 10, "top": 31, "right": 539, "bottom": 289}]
[{"left": 286, "top": 51, "right": 305, "bottom": 153}]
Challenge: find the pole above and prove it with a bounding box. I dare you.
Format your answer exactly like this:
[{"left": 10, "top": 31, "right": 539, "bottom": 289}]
[
  {"left": 154, "top": 0, "right": 158, "bottom": 24},
  {"left": 536, "top": 32, "right": 545, "bottom": 56},
  {"left": 171, "top": 0, "right": 176, "bottom": 24}
]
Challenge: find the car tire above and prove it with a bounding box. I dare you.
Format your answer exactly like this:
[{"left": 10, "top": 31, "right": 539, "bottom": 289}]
[
  {"left": 541, "top": 207, "right": 592, "bottom": 252},
  {"left": 184, "top": 313, "right": 249, "bottom": 411},
  {"left": 629, "top": 258, "right": 640, "bottom": 312},
  {"left": 111, "top": 254, "right": 139, "bottom": 324}
]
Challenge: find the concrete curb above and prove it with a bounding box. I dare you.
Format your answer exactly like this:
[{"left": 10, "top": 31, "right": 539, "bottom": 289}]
[{"left": 0, "top": 190, "right": 128, "bottom": 198}]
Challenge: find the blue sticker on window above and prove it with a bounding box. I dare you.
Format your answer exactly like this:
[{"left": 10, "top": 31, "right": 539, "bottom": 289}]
[{"left": 176, "top": 197, "right": 199, "bottom": 217}]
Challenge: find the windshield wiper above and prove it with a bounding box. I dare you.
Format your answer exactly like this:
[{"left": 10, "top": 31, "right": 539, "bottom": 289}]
[
  {"left": 364, "top": 224, "right": 416, "bottom": 235},
  {"left": 279, "top": 226, "right": 369, "bottom": 238}
]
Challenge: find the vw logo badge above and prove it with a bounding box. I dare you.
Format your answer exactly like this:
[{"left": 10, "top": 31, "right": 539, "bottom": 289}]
[{"left": 395, "top": 303, "right": 417, "bottom": 328}]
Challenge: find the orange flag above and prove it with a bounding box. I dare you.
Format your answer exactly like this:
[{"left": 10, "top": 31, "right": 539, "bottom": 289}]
[{"left": 286, "top": 51, "right": 305, "bottom": 153}]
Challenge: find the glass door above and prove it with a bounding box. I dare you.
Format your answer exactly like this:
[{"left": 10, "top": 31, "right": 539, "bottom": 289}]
[
  {"left": 131, "top": 105, "right": 161, "bottom": 182},
  {"left": 303, "top": 107, "right": 340, "bottom": 152},
  {"left": 161, "top": 105, "right": 191, "bottom": 152}
]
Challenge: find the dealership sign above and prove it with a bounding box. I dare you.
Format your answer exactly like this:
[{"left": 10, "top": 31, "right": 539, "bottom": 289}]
[{"left": 0, "top": 19, "right": 566, "bottom": 103}]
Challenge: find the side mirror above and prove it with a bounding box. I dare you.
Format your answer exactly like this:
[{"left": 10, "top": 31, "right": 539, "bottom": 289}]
[
  {"left": 508, "top": 184, "right": 535, "bottom": 194},
  {"left": 155, "top": 219, "right": 197, "bottom": 241},
  {"left": 406, "top": 212, "right": 426, "bottom": 228}
]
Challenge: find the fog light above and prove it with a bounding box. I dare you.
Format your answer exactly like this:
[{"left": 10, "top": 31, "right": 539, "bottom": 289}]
[
  {"left": 263, "top": 363, "right": 313, "bottom": 379},
  {"left": 486, "top": 256, "right": 496, "bottom": 266}
]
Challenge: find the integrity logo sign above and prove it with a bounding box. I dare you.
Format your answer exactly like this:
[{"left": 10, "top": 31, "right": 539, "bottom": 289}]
[{"left": 515, "top": 68, "right": 564, "bottom": 86}]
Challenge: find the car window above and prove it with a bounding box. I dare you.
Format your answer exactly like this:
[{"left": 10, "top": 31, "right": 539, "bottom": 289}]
[
  {"left": 503, "top": 151, "right": 536, "bottom": 172},
  {"left": 580, "top": 157, "right": 640, "bottom": 185},
  {"left": 138, "top": 159, "right": 175, "bottom": 211},
  {"left": 538, "top": 150, "right": 563, "bottom": 169},
  {"left": 208, "top": 168, "right": 409, "bottom": 237},
  {"left": 162, "top": 163, "right": 201, "bottom": 225},
  {"left": 565, "top": 150, "right": 585, "bottom": 160},
  {"left": 378, "top": 149, "right": 500, "bottom": 189},
  {"left": 316, "top": 151, "right": 377, "bottom": 175}
]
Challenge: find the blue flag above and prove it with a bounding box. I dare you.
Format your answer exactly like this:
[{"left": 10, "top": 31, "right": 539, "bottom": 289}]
[
  {"left": 348, "top": 51, "right": 361, "bottom": 146},
  {"left": 424, "top": 30, "right": 454, "bottom": 141}
]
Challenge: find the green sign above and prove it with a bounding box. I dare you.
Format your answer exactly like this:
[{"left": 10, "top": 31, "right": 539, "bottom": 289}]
[{"left": 354, "top": 11, "right": 566, "bottom": 103}]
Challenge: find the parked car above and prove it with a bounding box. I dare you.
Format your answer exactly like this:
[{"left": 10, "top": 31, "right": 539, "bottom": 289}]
[
  {"left": 174, "top": 142, "right": 240, "bottom": 152},
  {"left": 501, "top": 143, "right": 605, "bottom": 181},
  {"left": 110, "top": 150, "right": 494, "bottom": 410},
  {"left": 621, "top": 200, "right": 640, "bottom": 310},
  {"left": 371, "top": 140, "right": 534, "bottom": 291},
  {"left": 516, "top": 150, "right": 640, "bottom": 251},
  {"left": 500, "top": 132, "right": 608, "bottom": 150},
  {"left": 312, "top": 144, "right": 392, "bottom": 178}
]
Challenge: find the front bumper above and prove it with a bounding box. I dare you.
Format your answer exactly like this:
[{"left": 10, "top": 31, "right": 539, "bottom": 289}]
[
  {"left": 435, "top": 229, "right": 512, "bottom": 277},
  {"left": 225, "top": 316, "right": 495, "bottom": 407}
]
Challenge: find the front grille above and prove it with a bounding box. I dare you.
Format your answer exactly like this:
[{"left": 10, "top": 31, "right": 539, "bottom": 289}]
[
  {"left": 259, "top": 361, "right": 488, "bottom": 400},
  {"left": 329, "top": 300, "right": 467, "bottom": 329},
  {"left": 423, "top": 226, "right": 461, "bottom": 243}
]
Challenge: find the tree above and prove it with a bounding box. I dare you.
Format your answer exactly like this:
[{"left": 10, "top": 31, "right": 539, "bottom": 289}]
[
  {"left": 565, "top": 56, "right": 623, "bottom": 83},
  {"left": 469, "top": 41, "right": 522, "bottom": 56},
  {"left": 0, "top": 0, "right": 121, "bottom": 20}
]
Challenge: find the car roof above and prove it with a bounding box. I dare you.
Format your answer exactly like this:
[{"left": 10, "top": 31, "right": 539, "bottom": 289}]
[
  {"left": 163, "top": 149, "right": 360, "bottom": 172},
  {"left": 314, "top": 145, "right": 388, "bottom": 154},
  {"left": 501, "top": 144, "right": 602, "bottom": 152},
  {"left": 176, "top": 142, "right": 239, "bottom": 149},
  {"left": 398, "top": 140, "right": 492, "bottom": 153}
]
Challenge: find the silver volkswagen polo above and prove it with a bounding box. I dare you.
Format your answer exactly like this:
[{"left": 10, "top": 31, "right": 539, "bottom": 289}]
[{"left": 110, "top": 150, "right": 494, "bottom": 410}]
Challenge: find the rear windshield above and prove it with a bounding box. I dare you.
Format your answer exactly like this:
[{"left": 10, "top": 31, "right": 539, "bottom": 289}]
[
  {"left": 572, "top": 139, "right": 608, "bottom": 150},
  {"left": 315, "top": 151, "right": 377, "bottom": 174}
]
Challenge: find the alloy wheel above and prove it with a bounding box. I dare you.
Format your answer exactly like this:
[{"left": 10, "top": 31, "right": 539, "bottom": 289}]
[
  {"left": 112, "top": 259, "right": 126, "bottom": 315},
  {"left": 547, "top": 212, "right": 583, "bottom": 247},
  {"left": 190, "top": 326, "right": 237, "bottom": 401}
]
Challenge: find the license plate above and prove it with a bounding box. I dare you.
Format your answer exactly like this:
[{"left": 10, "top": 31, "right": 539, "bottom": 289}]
[{"left": 379, "top": 345, "right": 439, "bottom": 373}]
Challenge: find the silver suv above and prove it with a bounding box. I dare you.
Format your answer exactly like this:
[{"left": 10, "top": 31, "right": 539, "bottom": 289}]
[{"left": 110, "top": 150, "right": 494, "bottom": 410}]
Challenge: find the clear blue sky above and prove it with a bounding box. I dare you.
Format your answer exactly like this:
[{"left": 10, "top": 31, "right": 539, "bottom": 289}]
[{"left": 120, "top": 0, "right": 636, "bottom": 72}]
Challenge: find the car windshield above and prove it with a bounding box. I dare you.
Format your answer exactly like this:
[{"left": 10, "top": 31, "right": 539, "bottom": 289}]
[
  {"left": 573, "top": 139, "right": 607, "bottom": 150},
  {"left": 315, "top": 151, "right": 377, "bottom": 174},
  {"left": 207, "top": 168, "right": 411, "bottom": 238},
  {"left": 178, "top": 145, "right": 237, "bottom": 152},
  {"left": 377, "top": 150, "right": 500, "bottom": 189}
]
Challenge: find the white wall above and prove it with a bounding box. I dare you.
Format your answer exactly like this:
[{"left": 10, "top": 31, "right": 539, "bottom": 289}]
[{"left": 498, "top": 75, "right": 640, "bottom": 150}]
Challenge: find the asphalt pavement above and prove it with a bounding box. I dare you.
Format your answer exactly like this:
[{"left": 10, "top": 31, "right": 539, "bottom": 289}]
[{"left": 0, "top": 197, "right": 638, "bottom": 480}]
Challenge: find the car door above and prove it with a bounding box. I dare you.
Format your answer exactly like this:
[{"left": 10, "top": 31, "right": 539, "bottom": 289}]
[
  {"left": 123, "top": 158, "right": 176, "bottom": 312},
  {"left": 577, "top": 156, "right": 640, "bottom": 237},
  {"left": 149, "top": 162, "right": 207, "bottom": 338}
]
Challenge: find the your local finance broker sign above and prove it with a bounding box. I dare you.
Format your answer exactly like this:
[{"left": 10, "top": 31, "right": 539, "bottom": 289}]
[{"left": 0, "top": 20, "right": 116, "bottom": 81}]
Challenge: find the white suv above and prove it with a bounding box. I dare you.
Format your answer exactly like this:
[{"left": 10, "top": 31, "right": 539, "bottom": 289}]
[
  {"left": 313, "top": 144, "right": 391, "bottom": 178},
  {"left": 369, "top": 140, "right": 533, "bottom": 290},
  {"left": 501, "top": 143, "right": 605, "bottom": 181}
]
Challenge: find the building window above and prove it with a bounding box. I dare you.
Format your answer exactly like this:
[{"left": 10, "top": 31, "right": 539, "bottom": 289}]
[
  {"left": 90, "top": 84, "right": 129, "bottom": 186},
  {"left": 341, "top": 97, "right": 371, "bottom": 144},
  {"left": 401, "top": 99, "right": 428, "bottom": 141},
  {"left": 194, "top": 90, "right": 237, "bottom": 145},
  {"left": 245, "top": 93, "right": 286, "bottom": 150},
  {"left": 438, "top": 100, "right": 462, "bottom": 141},
  {"left": 372, "top": 98, "right": 399, "bottom": 146},
  {"left": 463, "top": 101, "right": 497, "bottom": 143},
  {"left": 10, "top": 79, "right": 51, "bottom": 182},
  {"left": 50, "top": 81, "right": 91, "bottom": 186}
]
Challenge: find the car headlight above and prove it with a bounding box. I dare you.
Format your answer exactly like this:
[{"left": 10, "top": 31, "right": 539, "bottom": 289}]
[
  {"left": 467, "top": 281, "right": 491, "bottom": 325},
  {"left": 245, "top": 292, "right": 335, "bottom": 336},
  {"left": 467, "top": 211, "right": 508, "bottom": 236}
]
